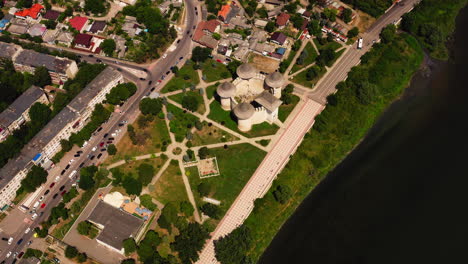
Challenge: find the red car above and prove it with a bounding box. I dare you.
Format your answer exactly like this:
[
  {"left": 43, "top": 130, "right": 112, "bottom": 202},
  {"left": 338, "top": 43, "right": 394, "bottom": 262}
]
[
  {"left": 49, "top": 183, "right": 55, "bottom": 188},
  {"left": 40, "top": 203, "right": 46, "bottom": 208},
  {"left": 216, "top": 59, "right": 222, "bottom": 63},
  {"left": 61, "top": 190, "right": 66, "bottom": 196},
  {"left": 99, "top": 142, "right": 105, "bottom": 147}
]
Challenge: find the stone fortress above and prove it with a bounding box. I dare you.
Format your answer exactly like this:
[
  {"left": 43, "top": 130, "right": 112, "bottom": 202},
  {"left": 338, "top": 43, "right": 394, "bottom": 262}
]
[{"left": 216, "top": 63, "right": 285, "bottom": 131}]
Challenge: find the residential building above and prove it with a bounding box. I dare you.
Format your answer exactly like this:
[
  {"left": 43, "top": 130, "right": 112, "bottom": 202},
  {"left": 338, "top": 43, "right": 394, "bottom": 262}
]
[
  {"left": 192, "top": 20, "right": 221, "bottom": 49},
  {"left": 14, "top": 50, "right": 78, "bottom": 85},
  {"left": 74, "top": 33, "right": 94, "bottom": 50},
  {"left": 0, "top": 86, "right": 48, "bottom": 142},
  {"left": 270, "top": 32, "right": 287, "bottom": 45},
  {"left": 88, "top": 21, "right": 107, "bottom": 34},
  {"left": 218, "top": 4, "right": 240, "bottom": 23},
  {"left": 56, "top": 31, "right": 74, "bottom": 46},
  {"left": 42, "top": 29, "right": 59, "bottom": 44},
  {"left": 69, "top": 16, "right": 88, "bottom": 32},
  {"left": 43, "top": 10, "right": 61, "bottom": 21},
  {"left": 276, "top": 12, "right": 290, "bottom": 28},
  {"left": 0, "top": 42, "right": 22, "bottom": 62},
  {"left": 0, "top": 68, "right": 123, "bottom": 210},
  {"left": 122, "top": 16, "right": 141, "bottom": 37},
  {"left": 28, "top": 23, "right": 47, "bottom": 37},
  {"left": 7, "top": 23, "right": 28, "bottom": 35},
  {"left": 14, "top": 4, "right": 44, "bottom": 21}
]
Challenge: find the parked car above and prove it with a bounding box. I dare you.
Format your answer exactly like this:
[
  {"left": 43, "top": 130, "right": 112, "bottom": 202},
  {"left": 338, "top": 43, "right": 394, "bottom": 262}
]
[
  {"left": 59, "top": 185, "right": 65, "bottom": 191},
  {"left": 97, "top": 153, "right": 103, "bottom": 159},
  {"left": 103, "top": 133, "right": 109, "bottom": 138},
  {"left": 44, "top": 190, "right": 50, "bottom": 195},
  {"left": 60, "top": 170, "right": 66, "bottom": 175},
  {"left": 53, "top": 193, "right": 58, "bottom": 199},
  {"left": 49, "top": 183, "right": 55, "bottom": 188},
  {"left": 18, "top": 252, "right": 24, "bottom": 258},
  {"left": 40, "top": 203, "right": 46, "bottom": 209},
  {"left": 79, "top": 162, "right": 85, "bottom": 168}
]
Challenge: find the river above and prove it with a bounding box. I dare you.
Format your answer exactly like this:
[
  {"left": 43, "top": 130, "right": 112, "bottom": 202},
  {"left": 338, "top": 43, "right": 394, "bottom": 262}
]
[{"left": 259, "top": 6, "right": 468, "bottom": 264}]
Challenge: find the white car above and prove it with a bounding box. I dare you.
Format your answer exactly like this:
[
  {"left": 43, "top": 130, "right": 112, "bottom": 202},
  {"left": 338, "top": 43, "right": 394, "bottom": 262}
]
[
  {"left": 91, "top": 146, "right": 97, "bottom": 151},
  {"left": 111, "top": 133, "right": 117, "bottom": 137},
  {"left": 7, "top": 237, "right": 13, "bottom": 245},
  {"left": 31, "top": 213, "right": 38, "bottom": 220},
  {"left": 6, "top": 251, "right": 11, "bottom": 258},
  {"left": 25, "top": 227, "right": 31, "bottom": 234},
  {"left": 54, "top": 176, "right": 60, "bottom": 182},
  {"left": 162, "top": 53, "right": 167, "bottom": 59},
  {"left": 39, "top": 196, "right": 44, "bottom": 201},
  {"left": 69, "top": 159, "right": 74, "bottom": 164}
]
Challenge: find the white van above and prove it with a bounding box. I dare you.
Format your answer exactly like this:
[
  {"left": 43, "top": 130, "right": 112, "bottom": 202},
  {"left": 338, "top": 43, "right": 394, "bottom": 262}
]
[
  {"left": 32, "top": 201, "right": 40, "bottom": 210},
  {"left": 7, "top": 237, "right": 13, "bottom": 245},
  {"left": 25, "top": 227, "right": 31, "bottom": 234},
  {"left": 69, "top": 170, "right": 77, "bottom": 179}
]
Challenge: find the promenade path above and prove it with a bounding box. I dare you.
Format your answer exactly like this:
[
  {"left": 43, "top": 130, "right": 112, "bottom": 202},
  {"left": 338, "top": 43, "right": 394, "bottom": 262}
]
[{"left": 196, "top": 99, "right": 324, "bottom": 263}]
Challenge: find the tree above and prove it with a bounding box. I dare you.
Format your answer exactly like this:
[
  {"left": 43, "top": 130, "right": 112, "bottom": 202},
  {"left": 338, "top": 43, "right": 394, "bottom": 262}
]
[
  {"left": 101, "top": 39, "right": 116, "bottom": 56},
  {"left": 49, "top": 202, "right": 69, "bottom": 221},
  {"left": 84, "top": 0, "right": 106, "bottom": 14},
  {"left": 76, "top": 253, "right": 87, "bottom": 263},
  {"left": 281, "top": 93, "right": 293, "bottom": 105},
  {"left": 342, "top": 8, "right": 352, "bottom": 23},
  {"left": 157, "top": 202, "right": 178, "bottom": 230},
  {"left": 380, "top": 24, "right": 396, "bottom": 44},
  {"left": 122, "top": 176, "right": 142, "bottom": 195},
  {"left": 198, "top": 147, "right": 210, "bottom": 159},
  {"left": 33, "top": 66, "right": 51, "bottom": 87},
  {"left": 137, "top": 163, "right": 154, "bottom": 186},
  {"left": 317, "top": 48, "right": 336, "bottom": 67},
  {"left": 171, "top": 66, "right": 179, "bottom": 74},
  {"left": 107, "top": 144, "right": 117, "bottom": 155},
  {"left": 347, "top": 27, "right": 359, "bottom": 38},
  {"left": 29, "top": 102, "right": 51, "bottom": 127},
  {"left": 77, "top": 221, "right": 92, "bottom": 235},
  {"left": 65, "top": 245, "right": 78, "bottom": 259},
  {"left": 197, "top": 182, "right": 212, "bottom": 197},
  {"left": 137, "top": 230, "right": 162, "bottom": 262},
  {"left": 172, "top": 223, "right": 210, "bottom": 264},
  {"left": 214, "top": 225, "right": 252, "bottom": 264},
  {"left": 20, "top": 165, "right": 47, "bottom": 193},
  {"left": 356, "top": 81, "right": 379, "bottom": 105},
  {"left": 323, "top": 8, "right": 337, "bottom": 21},
  {"left": 264, "top": 21, "right": 276, "bottom": 33},
  {"left": 106, "top": 83, "right": 137, "bottom": 105},
  {"left": 122, "top": 238, "right": 137, "bottom": 255},
  {"left": 307, "top": 19, "right": 321, "bottom": 36},
  {"left": 180, "top": 201, "right": 194, "bottom": 217},
  {"left": 121, "top": 259, "right": 136, "bottom": 264},
  {"left": 191, "top": 46, "right": 212, "bottom": 62},
  {"left": 306, "top": 66, "right": 320, "bottom": 81},
  {"left": 139, "top": 98, "right": 162, "bottom": 115},
  {"left": 272, "top": 184, "right": 292, "bottom": 204},
  {"left": 181, "top": 94, "right": 199, "bottom": 112},
  {"left": 200, "top": 203, "right": 222, "bottom": 219},
  {"left": 78, "top": 167, "right": 97, "bottom": 190}
]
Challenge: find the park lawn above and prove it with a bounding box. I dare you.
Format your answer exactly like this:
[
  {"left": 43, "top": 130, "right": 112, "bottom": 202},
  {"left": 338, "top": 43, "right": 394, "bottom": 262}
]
[
  {"left": 166, "top": 103, "right": 200, "bottom": 142},
  {"left": 206, "top": 83, "right": 218, "bottom": 99},
  {"left": 119, "top": 156, "right": 168, "bottom": 180},
  {"left": 313, "top": 38, "right": 343, "bottom": 51},
  {"left": 168, "top": 90, "right": 206, "bottom": 114},
  {"left": 291, "top": 42, "right": 319, "bottom": 74},
  {"left": 190, "top": 121, "right": 239, "bottom": 147},
  {"left": 208, "top": 100, "right": 279, "bottom": 137},
  {"left": 291, "top": 66, "right": 327, "bottom": 89},
  {"left": 186, "top": 143, "right": 266, "bottom": 216},
  {"left": 105, "top": 117, "right": 170, "bottom": 165},
  {"left": 148, "top": 159, "right": 188, "bottom": 205},
  {"left": 278, "top": 94, "right": 300, "bottom": 122},
  {"left": 201, "top": 60, "right": 231, "bottom": 82},
  {"left": 160, "top": 63, "right": 200, "bottom": 93}
]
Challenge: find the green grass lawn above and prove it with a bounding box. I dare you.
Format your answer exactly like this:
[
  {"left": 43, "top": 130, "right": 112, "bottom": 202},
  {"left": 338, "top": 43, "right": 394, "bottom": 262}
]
[
  {"left": 201, "top": 60, "right": 232, "bottom": 83},
  {"left": 278, "top": 94, "right": 300, "bottom": 122},
  {"left": 168, "top": 90, "right": 206, "bottom": 114},
  {"left": 148, "top": 159, "right": 187, "bottom": 205},
  {"left": 161, "top": 63, "right": 200, "bottom": 93},
  {"left": 186, "top": 144, "right": 266, "bottom": 217},
  {"left": 206, "top": 83, "right": 218, "bottom": 100},
  {"left": 291, "top": 65, "right": 327, "bottom": 89},
  {"left": 190, "top": 121, "right": 239, "bottom": 147},
  {"left": 291, "top": 42, "right": 319, "bottom": 74},
  {"left": 105, "top": 116, "right": 170, "bottom": 164},
  {"left": 207, "top": 100, "right": 279, "bottom": 137},
  {"left": 166, "top": 104, "right": 200, "bottom": 142},
  {"left": 313, "top": 38, "right": 342, "bottom": 51},
  {"left": 119, "top": 157, "right": 167, "bottom": 179}
]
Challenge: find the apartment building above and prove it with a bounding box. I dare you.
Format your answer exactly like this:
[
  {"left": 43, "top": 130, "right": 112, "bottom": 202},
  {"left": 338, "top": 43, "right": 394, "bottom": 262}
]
[
  {"left": 0, "top": 68, "right": 124, "bottom": 210},
  {"left": 14, "top": 50, "right": 78, "bottom": 85},
  {"left": 0, "top": 86, "right": 49, "bottom": 142}
]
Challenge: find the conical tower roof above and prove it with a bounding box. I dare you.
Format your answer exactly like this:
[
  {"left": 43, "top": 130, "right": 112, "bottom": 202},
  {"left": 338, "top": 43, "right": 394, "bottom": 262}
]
[
  {"left": 216, "top": 82, "right": 236, "bottom": 98},
  {"left": 265, "top": 72, "right": 285, "bottom": 88},
  {"left": 236, "top": 63, "right": 256, "bottom": 79},
  {"left": 233, "top": 102, "right": 255, "bottom": 120}
]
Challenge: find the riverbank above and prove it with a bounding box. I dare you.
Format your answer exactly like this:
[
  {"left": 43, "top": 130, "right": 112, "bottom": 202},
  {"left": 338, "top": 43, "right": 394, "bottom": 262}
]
[
  {"left": 259, "top": 4, "right": 468, "bottom": 263},
  {"left": 212, "top": 31, "right": 424, "bottom": 261}
]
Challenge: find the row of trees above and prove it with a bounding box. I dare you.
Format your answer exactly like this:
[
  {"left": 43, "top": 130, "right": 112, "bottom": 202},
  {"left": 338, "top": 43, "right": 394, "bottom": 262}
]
[
  {"left": 106, "top": 83, "right": 137, "bottom": 105},
  {"left": 65, "top": 245, "right": 88, "bottom": 263}
]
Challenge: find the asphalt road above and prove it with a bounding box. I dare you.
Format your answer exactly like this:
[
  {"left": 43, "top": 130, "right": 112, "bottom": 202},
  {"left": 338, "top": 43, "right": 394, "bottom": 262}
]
[
  {"left": 309, "top": 0, "right": 420, "bottom": 104},
  {"left": 0, "top": 0, "right": 199, "bottom": 262}
]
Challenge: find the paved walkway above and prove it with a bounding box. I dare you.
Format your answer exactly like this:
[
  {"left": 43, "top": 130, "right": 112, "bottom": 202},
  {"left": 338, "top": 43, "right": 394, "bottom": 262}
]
[{"left": 196, "top": 99, "right": 324, "bottom": 263}]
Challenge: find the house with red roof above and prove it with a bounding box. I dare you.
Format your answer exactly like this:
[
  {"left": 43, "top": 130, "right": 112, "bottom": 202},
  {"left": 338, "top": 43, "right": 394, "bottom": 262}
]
[
  {"left": 69, "top": 16, "right": 88, "bottom": 32},
  {"left": 276, "top": 12, "right": 290, "bottom": 28},
  {"left": 192, "top": 20, "right": 220, "bottom": 49},
  {"left": 218, "top": 5, "right": 231, "bottom": 22},
  {"left": 14, "top": 4, "right": 44, "bottom": 20},
  {"left": 74, "top": 33, "right": 93, "bottom": 50}
]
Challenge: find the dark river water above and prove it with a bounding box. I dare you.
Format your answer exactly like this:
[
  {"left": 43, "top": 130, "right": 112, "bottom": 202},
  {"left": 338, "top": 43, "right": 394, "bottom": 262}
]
[{"left": 259, "top": 6, "right": 468, "bottom": 264}]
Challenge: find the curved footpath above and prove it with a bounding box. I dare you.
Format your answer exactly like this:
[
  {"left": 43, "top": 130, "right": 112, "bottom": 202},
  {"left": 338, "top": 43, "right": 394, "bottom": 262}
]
[{"left": 196, "top": 1, "right": 419, "bottom": 263}]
